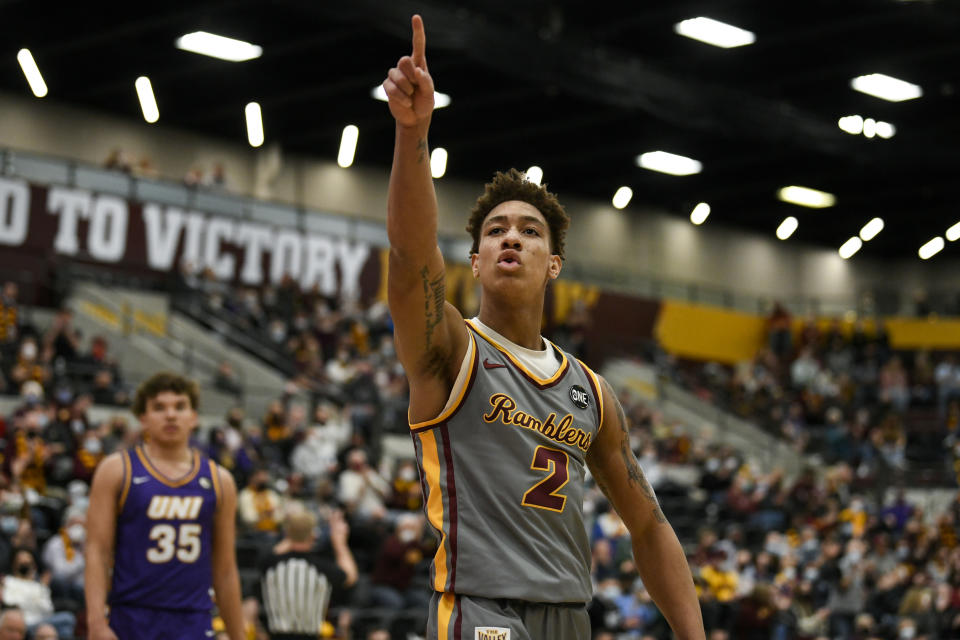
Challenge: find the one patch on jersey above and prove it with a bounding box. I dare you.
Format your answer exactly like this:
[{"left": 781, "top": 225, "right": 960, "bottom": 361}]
[
  {"left": 475, "top": 628, "right": 510, "bottom": 640},
  {"left": 569, "top": 384, "right": 590, "bottom": 410},
  {"left": 199, "top": 477, "right": 211, "bottom": 489}
]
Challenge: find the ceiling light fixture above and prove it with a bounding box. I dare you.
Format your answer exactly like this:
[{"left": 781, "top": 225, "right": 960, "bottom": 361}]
[
  {"left": 690, "top": 202, "right": 711, "bottom": 225},
  {"left": 430, "top": 147, "right": 447, "bottom": 179},
  {"left": 673, "top": 17, "right": 755, "bottom": 48},
  {"left": 525, "top": 166, "right": 543, "bottom": 185},
  {"left": 859, "top": 217, "right": 884, "bottom": 241},
  {"left": 16, "top": 49, "right": 47, "bottom": 98},
  {"left": 636, "top": 151, "right": 702, "bottom": 176},
  {"left": 919, "top": 237, "right": 945, "bottom": 260},
  {"left": 850, "top": 73, "right": 922, "bottom": 102},
  {"left": 175, "top": 31, "right": 262, "bottom": 62},
  {"left": 134, "top": 76, "right": 159, "bottom": 124},
  {"left": 777, "top": 185, "right": 835, "bottom": 208},
  {"left": 875, "top": 121, "right": 896, "bottom": 139},
  {"left": 776, "top": 216, "right": 798, "bottom": 240},
  {"left": 946, "top": 221, "right": 960, "bottom": 242},
  {"left": 838, "top": 237, "right": 863, "bottom": 259},
  {"left": 612, "top": 186, "right": 633, "bottom": 210},
  {"left": 370, "top": 85, "right": 451, "bottom": 108},
  {"left": 838, "top": 115, "right": 896, "bottom": 139},
  {"left": 245, "top": 102, "right": 264, "bottom": 147},
  {"left": 337, "top": 125, "right": 358, "bottom": 168},
  {"left": 838, "top": 115, "right": 863, "bottom": 135}
]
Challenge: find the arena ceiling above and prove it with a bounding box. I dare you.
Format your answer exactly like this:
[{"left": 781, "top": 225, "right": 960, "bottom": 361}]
[{"left": 3, "top": 0, "right": 959, "bottom": 261}]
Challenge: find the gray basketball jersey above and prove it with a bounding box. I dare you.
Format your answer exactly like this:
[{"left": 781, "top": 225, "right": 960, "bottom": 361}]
[{"left": 411, "top": 319, "right": 605, "bottom": 604}]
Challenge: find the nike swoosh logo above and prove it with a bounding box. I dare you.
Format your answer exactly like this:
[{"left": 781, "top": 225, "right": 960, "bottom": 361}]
[
  {"left": 483, "top": 358, "right": 507, "bottom": 370},
  {"left": 133, "top": 476, "right": 149, "bottom": 484}
]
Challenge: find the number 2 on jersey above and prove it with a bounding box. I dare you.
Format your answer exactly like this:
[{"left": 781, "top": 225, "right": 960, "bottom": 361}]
[
  {"left": 147, "top": 523, "right": 201, "bottom": 563},
  {"left": 522, "top": 446, "right": 569, "bottom": 512}
]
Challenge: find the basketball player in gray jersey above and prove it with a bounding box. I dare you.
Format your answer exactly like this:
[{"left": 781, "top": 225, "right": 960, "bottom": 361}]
[{"left": 383, "top": 15, "right": 705, "bottom": 640}]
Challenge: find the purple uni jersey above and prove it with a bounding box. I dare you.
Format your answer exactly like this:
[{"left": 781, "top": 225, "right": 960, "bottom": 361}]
[{"left": 109, "top": 445, "right": 221, "bottom": 611}]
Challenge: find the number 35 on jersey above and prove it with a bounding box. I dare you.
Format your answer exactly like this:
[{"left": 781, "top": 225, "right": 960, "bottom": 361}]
[{"left": 145, "top": 495, "right": 205, "bottom": 564}]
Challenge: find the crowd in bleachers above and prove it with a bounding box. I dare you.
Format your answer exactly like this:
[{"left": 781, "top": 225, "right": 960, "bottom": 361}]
[
  {"left": 664, "top": 305, "right": 960, "bottom": 486},
  {"left": 2, "top": 279, "right": 960, "bottom": 639}
]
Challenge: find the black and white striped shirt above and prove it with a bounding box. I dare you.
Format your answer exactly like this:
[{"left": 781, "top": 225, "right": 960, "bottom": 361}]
[{"left": 257, "top": 551, "right": 347, "bottom": 640}]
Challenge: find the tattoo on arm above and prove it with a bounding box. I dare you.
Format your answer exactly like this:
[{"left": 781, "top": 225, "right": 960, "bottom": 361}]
[
  {"left": 420, "top": 267, "right": 447, "bottom": 375},
  {"left": 416, "top": 138, "right": 428, "bottom": 164},
  {"left": 604, "top": 380, "right": 668, "bottom": 524}
]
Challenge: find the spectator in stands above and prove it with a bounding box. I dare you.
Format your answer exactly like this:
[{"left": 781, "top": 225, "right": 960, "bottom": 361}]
[
  {"left": 386, "top": 459, "right": 422, "bottom": 512},
  {"left": 699, "top": 548, "right": 738, "bottom": 632},
  {"left": 183, "top": 166, "right": 204, "bottom": 187},
  {"left": 368, "top": 514, "right": 431, "bottom": 613},
  {"left": 879, "top": 355, "right": 910, "bottom": 412},
  {"left": 343, "top": 359, "right": 381, "bottom": 445},
  {"left": 103, "top": 148, "right": 133, "bottom": 173},
  {"left": 238, "top": 468, "right": 283, "bottom": 539},
  {"left": 9, "top": 340, "right": 50, "bottom": 391},
  {"left": 262, "top": 399, "right": 294, "bottom": 465},
  {"left": 790, "top": 346, "right": 820, "bottom": 390},
  {"left": 89, "top": 368, "right": 128, "bottom": 406},
  {"left": 290, "top": 403, "right": 349, "bottom": 488},
  {"left": 765, "top": 302, "right": 792, "bottom": 363},
  {"left": 0, "top": 608, "right": 26, "bottom": 640},
  {"left": 0, "top": 281, "right": 19, "bottom": 351},
  {"left": 42, "top": 309, "right": 80, "bottom": 366},
  {"left": 73, "top": 427, "right": 104, "bottom": 483},
  {"left": 206, "top": 162, "right": 227, "bottom": 189},
  {"left": 868, "top": 413, "right": 905, "bottom": 472},
  {"left": 935, "top": 355, "right": 960, "bottom": 416},
  {"left": 213, "top": 360, "right": 243, "bottom": 397},
  {"left": 41, "top": 506, "right": 86, "bottom": 607},
  {"left": 337, "top": 448, "right": 389, "bottom": 523},
  {"left": 1, "top": 548, "right": 75, "bottom": 638}
]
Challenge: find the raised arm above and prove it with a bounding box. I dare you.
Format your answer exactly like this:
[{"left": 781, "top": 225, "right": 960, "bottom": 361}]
[
  {"left": 586, "top": 378, "right": 705, "bottom": 640},
  {"left": 384, "top": 15, "right": 468, "bottom": 419},
  {"left": 84, "top": 454, "right": 122, "bottom": 640}
]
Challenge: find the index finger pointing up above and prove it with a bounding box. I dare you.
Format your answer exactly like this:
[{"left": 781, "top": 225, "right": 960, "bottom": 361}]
[{"left": 411, "top": 14, "right": 427, "bottom": 70}]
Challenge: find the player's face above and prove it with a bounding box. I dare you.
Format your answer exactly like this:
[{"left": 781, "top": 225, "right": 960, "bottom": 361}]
[
  {"left": 471, "top": 200, "right": 561, "bottom": 295},
  {"left": 139, "top": 391, "right": 197, "bottom": 446}
]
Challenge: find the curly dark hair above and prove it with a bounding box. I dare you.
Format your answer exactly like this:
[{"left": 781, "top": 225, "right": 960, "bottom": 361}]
[
  {"left": 132, "top": 372, "right": 199, "bottom": 416},
  {"left": 466, "top": 169, "right": 570, "bottom": 260}
]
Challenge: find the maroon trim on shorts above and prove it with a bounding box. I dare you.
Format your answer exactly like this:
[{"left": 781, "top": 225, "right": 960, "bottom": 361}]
[{"left": 454, "top": 594, "right": 463, "bottom": 639}]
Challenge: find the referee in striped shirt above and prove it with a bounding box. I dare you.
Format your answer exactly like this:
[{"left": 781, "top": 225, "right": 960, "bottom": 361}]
[{"left": 258, "top": 506, "right": 358, "bottom": 639}]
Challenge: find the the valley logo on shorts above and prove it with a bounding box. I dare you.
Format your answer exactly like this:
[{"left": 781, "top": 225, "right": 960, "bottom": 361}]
[
  {"left": 569, "top": 384, "right": 589, "bottom": 410},
  {"left": 475, "top": 627, "right": 510, "bottom": 640}
]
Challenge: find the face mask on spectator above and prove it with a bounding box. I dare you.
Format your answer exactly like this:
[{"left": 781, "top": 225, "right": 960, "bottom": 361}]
[
  {"left": 270, "top": 326, "right": 286, "bottom": 342},
  {"left": 84, "top": 438, "right": 102, "bottom": 454},
  {"left": 67, "top": 523, "right": 85, "bottom": 543},
  {"left": 399, "top": 467, "right": 417, "bottom": 482},
  {"left": 900, "top": 624, "right": 916, "bottom": 639},
  {"left": 600, "top": 585, "right": 621, "bottom": 601},
  {"left": 0, "top": 516, "right": 19, "bottom": 535},
  {"left": 398, "top": 528, "right": 417, "bottom": 543},
  {"left": 15, "top": 562, "right": 34, "bottom": 578},
  {"left": 71, "top": 419, "right": 85, "bottom": 435},
  {"left": 20, "top": 342, "right": 37, "bottom": 360}
]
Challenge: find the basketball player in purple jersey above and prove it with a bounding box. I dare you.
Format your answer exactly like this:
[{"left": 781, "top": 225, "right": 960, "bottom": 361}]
[
  {"left": 84, "top": 373, "right": 245, "bottom": 640},
  {"left": 383, "top": 16, "right": 705, "bottom": 640}
]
